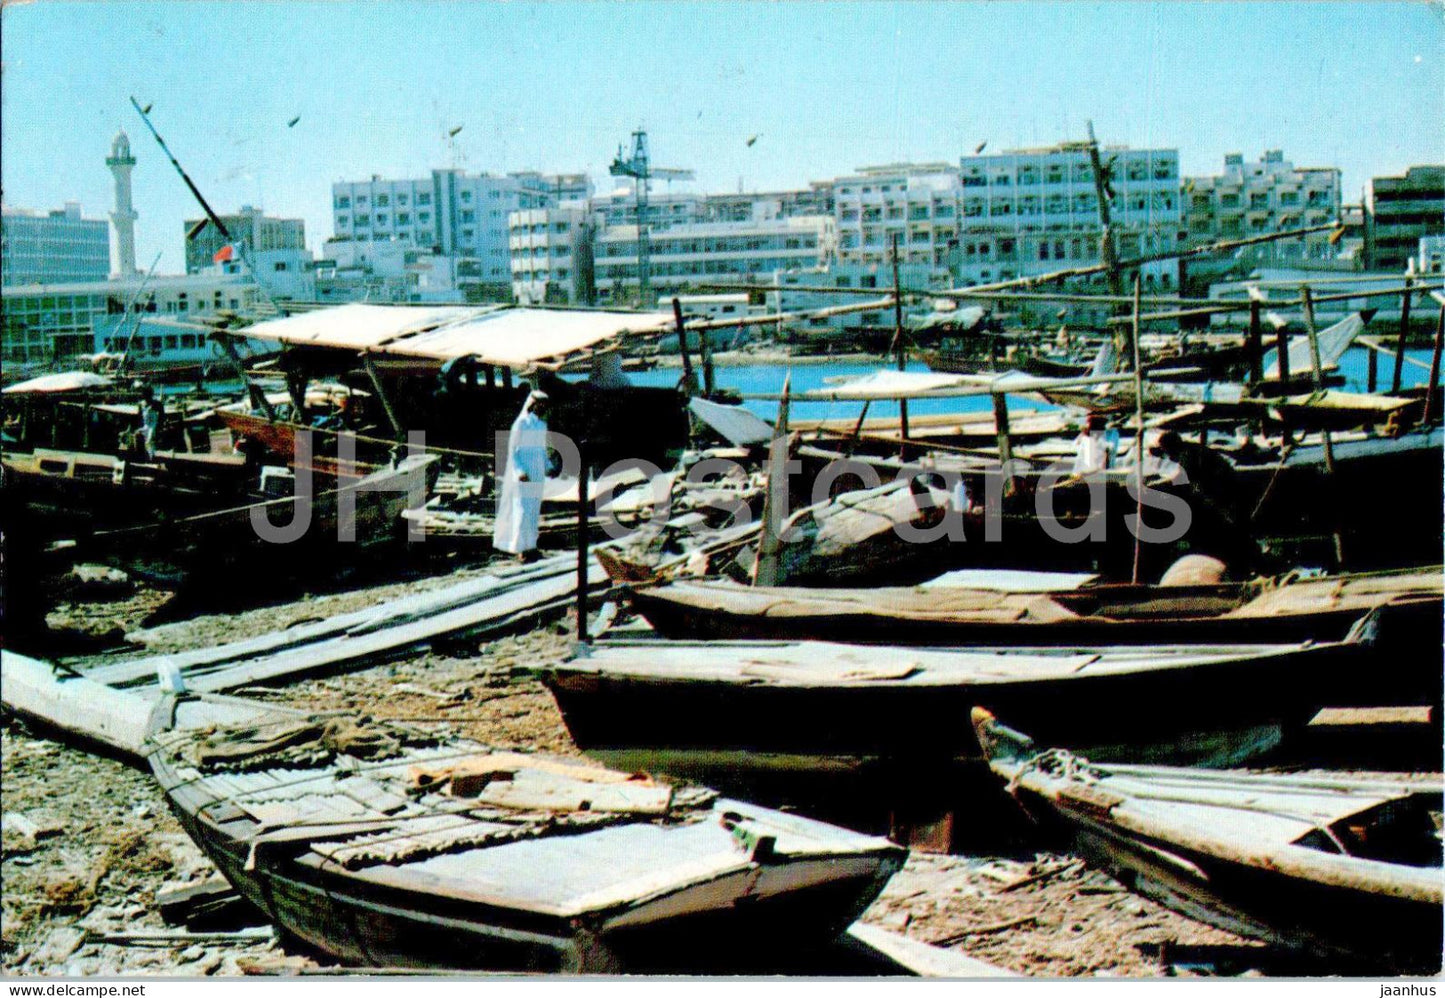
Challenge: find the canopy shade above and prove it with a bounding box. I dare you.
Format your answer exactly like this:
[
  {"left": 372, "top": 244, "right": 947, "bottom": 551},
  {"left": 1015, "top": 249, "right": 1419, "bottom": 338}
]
[{"left": 230, "top": 303, "right": 675, "bottom": 369}]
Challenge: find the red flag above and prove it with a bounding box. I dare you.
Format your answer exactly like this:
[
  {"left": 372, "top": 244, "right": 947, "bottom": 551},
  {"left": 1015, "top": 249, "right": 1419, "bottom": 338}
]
[{"left": 213, "top": 244, "right": 236, "bottom": 263}]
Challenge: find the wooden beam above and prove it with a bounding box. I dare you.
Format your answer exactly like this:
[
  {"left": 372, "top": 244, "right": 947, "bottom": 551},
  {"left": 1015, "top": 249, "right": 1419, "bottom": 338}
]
[
  {"left": 1129, "top": 276, "right": 1146, "bottom": 584},
  {"left": 671, "top": 297, "right": 698, "bottom": 396},
  {"left": 891, "top": 233, "right": 910, "bottom": 455},
  {"left": 1427, "top": 304, "right": 1444, "bottom": 424},
  {"left": 991, "top": 392, "right": 1018, "bottom": 497},
  {"left": 1395, "top": 275, "right": 1414, "bottom": 393},
  {"left": 753, "top": 376, "right": 792, "bottom": 587}
]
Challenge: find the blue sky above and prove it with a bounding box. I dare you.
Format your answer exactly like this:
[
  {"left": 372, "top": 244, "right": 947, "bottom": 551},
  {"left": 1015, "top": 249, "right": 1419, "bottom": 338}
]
[{"left": 3, "top": 1, "right": 1440, "bottom": 273}]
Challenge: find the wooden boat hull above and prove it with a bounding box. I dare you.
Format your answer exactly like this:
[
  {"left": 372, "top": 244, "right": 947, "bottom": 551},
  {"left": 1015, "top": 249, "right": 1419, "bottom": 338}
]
[
  {"left": 146, "top": 697, "right": 905, "bottom": 974},
  {"left": 974, "top": 713, "right": 1444, "bottom": 973},
  {"left": 1056, "top": 807, "right": 1443, "bottom": 973},
  {"left": 84, "top": 455, "right": 438, "bottom": 587},
  {"left": 545, "top": 638, "right": 1385, "bottom": 774},
  {"left": 166, "top": 805, "right": 893, "bottom": 972},
  {"left": 626, "top": 575, "right": 1443, "bottom": 659}
]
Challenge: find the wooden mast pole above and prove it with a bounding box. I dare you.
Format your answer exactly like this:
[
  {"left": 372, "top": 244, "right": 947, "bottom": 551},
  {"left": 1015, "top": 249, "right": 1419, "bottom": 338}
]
[
  {"left": 671, "top": 297, "right": 697, "bottom": 396},
  {"left": 1302, "top": 287, "right": 1344, "bottom": 567},
  {"left": 1393, "top": 271, "right": 1414, "bottom": 393},
  {"left": 1130, "top": 275, "right": 1146, "bottom": 585},
  {"left": 891, "top": 233, "right": 910, "bottom": 456},
  {"left": 753, "top": 374, "right": 791, "bottom": 587},
  {"left": 1426, "top": 304, "right": 1444, "bottom": 424}
]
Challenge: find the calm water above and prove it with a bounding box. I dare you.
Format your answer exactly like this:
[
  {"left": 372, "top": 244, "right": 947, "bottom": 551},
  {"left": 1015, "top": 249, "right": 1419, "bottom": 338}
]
[{"left": 192, "top": 345, "right": 1435, "bottom": 425}]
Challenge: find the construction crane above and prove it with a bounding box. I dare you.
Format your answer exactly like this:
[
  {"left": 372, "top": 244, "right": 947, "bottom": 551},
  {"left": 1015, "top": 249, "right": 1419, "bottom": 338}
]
[{"left": 609, "top": 128, "right": 694, "bottom": 307}]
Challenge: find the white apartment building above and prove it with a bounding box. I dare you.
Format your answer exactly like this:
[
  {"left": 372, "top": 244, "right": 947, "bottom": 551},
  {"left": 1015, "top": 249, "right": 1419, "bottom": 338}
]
[
  {"left": 508, "top": 207, "right": 595, "bottom": 305},
  {"left": 833, "top": 164, "right": 964, "bottom": 269},
  {"left": 592, "top": 214, "right": 836, "bottom": 302},
  {"left": 331, "top": 169, "right": 559, "bottom": 298},
  {"left": 1, "top": 202, "right": 112, "bottom": 286},
  {"left": 1, "top": 273, "right": 265, "bottom": 364},
  {"left": 1184, "top": 151, "right": 1340, "bottom": 262},
  {"left": 591, "top": 187, "right": 708, "bottom": 229},
  {"left": 953, "top": 145, "right": 1183, "bottom": 287}
]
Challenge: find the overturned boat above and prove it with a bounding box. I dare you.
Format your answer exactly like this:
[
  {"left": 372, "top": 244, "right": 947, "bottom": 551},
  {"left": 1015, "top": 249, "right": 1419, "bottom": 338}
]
[
  {"left": 973, "top": 708, "right": 1443, "bottom": 973},
  {"left": 146, "top": 695, "right": 905, "bottom": 973}
]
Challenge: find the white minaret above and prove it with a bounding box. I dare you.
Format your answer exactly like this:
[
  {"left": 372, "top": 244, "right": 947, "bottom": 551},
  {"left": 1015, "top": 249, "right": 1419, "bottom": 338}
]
[{"left": 106, "top": 130, "right": 138, "bottom": 277}]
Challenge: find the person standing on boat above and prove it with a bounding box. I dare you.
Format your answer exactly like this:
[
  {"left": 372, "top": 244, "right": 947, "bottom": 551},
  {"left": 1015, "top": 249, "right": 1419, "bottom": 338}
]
[
  {"left": 494, "top": 390, "right": 550, "bottom": 562},
  {"left": 1071, "top": 413, "right": 1112, "bottom": 476}
]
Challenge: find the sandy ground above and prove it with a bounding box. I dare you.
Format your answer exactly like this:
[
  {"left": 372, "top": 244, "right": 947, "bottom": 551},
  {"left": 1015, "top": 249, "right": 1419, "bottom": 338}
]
[{"left": 0, "top": 569, "right": 1412, "bottom": 978}]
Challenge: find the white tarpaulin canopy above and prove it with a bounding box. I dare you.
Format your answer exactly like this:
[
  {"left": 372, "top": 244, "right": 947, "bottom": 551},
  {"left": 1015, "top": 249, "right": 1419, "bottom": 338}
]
[
  {"left": 234, "top": 303, "right": 675, "bottom": 369},
  {"left": 3, "top": 371, "right": 114, "bottom": 395}
]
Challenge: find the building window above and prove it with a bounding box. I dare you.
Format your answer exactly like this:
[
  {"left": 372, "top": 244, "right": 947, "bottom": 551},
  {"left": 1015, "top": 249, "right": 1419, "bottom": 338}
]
[
  {"left": 460, "top": 210, "right": 475, "bottom": 223},
  {"left": 377, "top": 194, "right": 390, "bottom": 206},
  {"left": 355, "top": 214, "right": 370, "bottom": 226},
  {"left": 397, "top": 213, "right": 410, "bottom": 224},
  {"left": 335, "top": 196, "right": 351, "bottom": 209},
  {"left": 460, "top": 190, "right": 472, "bottom": 202},
  {"left": 418, "top": 193, "right": 432, "bottom": 206}
]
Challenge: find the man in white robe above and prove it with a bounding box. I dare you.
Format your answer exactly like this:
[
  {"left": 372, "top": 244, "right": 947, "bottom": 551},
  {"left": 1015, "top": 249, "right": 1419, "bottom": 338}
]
[{"left": 494, "top": 391, "right": 550, "bottom": 560}]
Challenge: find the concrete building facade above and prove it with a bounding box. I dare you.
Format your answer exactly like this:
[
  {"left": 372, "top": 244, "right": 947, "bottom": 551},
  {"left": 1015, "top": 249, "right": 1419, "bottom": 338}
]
[
  {"left": 832, "top": 164, "right": 963, "bottom": 269},
  {"left": 592, "top": 214, "right": 836, "bottom": 302},
  {"left": 508, "top": 207, "right": 595, "bottom": 305},
  {"left": 330, "top": 169, "right": 563, "bottom": 299},
  {"left": 184, "top": 206, "right": 307, "bottom": 274},
  {"left": 1365, "top": 165, "right": 1445, "bottom": 272},
  {"left": 1, "top": 202, "right": 112, "bottom": 287},
  {"left": 1183, "top": 151, "right": 1340, "bottom": 261},
  {"left": 952, "top": 144, "right": 1183, "bottom": 287},
  {"left": 1, "top": 273, "right": 263, "bottom": 364}
]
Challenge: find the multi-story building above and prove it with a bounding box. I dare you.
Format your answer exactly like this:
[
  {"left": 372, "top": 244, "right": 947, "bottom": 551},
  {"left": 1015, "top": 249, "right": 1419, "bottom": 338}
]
[
  {"left": 703, "top": 182, "right": 836, "bottom": 222},
  {"left": 1, "top": 273, "right": 265, "bottom": 364},
  {"left": 330, "top": 169, "right": 564, "bottom": 299},
  {"left": 593, "top": 214, "right": 836, "bottom": 303},
  {"left": 1365, "top": 165, "right": 1445, "bottom": 272},
  {"left": 591, "top": 187, "right": 708, "bottom": 229},
  {"left": 1183, "top": 151, "right": 1340, "bottom": 263},
  {"left": 508, "top": 207, "right": 595, "bottom": 305},
  {"left": 314, "top": 240, "right": 466, "bottom": 304},
  {"left": 184, "top": 205, "right": 307, "bottom": 274},
  {"left": 832, "top": 164, "right": 964, "bottom": 269},
  {"left": 952, "top": 144, "right": 1183, "bottom": 289},
  {"left": 1, "top": 202, "right": 112, "bottom": 286}
]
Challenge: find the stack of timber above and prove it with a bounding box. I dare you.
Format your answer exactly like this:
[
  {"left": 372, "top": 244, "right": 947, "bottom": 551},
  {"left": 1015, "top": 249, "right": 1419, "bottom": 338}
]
[
  {"left": 973, "top": 709, "right": 1443, "bottom": 973},
  {"left": 1, "top": 553, "right": 606, "bottom": 756},
  {"left": 145, "top": 695, "right": 906, "bottom": 974}
]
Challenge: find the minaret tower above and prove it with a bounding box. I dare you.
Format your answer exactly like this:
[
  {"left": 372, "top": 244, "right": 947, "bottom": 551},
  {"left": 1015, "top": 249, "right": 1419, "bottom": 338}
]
[{"left": 107, "top": 130, "right": 139, "bottom": 277}]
